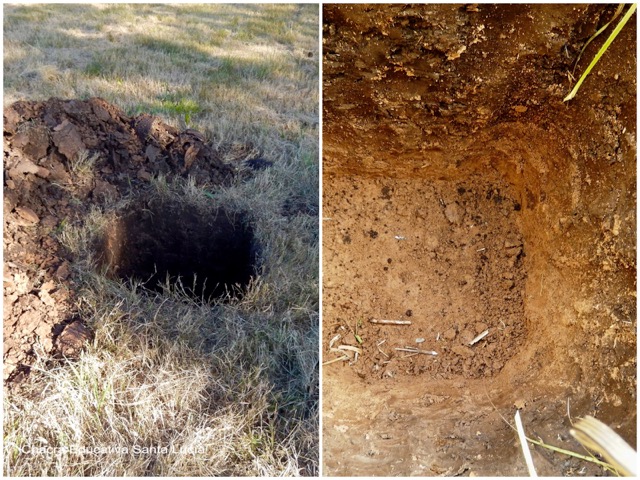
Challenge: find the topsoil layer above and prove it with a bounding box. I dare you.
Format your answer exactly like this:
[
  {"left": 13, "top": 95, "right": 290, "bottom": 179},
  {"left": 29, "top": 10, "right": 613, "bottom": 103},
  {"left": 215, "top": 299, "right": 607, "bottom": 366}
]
[
  {"left": 3, "top": 97, "right": 236, "bottom": 382},
  {"left": 322, "top": 4, "right": 636, "bottom": 476}
]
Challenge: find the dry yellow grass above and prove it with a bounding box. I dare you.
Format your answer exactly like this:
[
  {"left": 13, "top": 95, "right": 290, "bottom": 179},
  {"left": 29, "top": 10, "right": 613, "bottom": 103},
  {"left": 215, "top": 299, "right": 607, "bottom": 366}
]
[{"left": 3, "top": 4, "right": 318, "bottom": 476}]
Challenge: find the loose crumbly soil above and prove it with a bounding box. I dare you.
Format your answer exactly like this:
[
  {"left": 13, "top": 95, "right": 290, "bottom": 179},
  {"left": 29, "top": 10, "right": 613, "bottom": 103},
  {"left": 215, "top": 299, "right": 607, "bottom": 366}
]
[
  {"left": 325, "top": 175, "right": 527, "bottom": 380},
  {"left": 323, "top": 4, "right": 636, "bottom": 476},
  {"left": 3, "top": 97, "right": 238, "bottom": 382}
]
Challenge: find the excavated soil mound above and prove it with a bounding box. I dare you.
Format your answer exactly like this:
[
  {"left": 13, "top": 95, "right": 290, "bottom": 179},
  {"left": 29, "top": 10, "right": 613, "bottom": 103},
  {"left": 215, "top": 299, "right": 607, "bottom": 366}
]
[
  {"left": 3, "top": 97, "right": 241, "bottom": 383},
  {"left": 323, "top": 4, "right": 636, "bottom": 477}
]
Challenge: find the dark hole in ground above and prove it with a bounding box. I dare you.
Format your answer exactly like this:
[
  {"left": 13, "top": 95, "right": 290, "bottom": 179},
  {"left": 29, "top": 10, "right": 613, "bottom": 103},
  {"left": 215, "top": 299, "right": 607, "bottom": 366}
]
[{"left": 98, "top": 199, "right": 256, "bottom": 301}]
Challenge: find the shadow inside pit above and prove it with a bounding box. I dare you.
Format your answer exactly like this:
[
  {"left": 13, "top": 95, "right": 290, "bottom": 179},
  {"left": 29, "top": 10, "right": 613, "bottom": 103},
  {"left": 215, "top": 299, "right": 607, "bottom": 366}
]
[{"left": 97, "top": 199, "right": 257, "bottom": 302}]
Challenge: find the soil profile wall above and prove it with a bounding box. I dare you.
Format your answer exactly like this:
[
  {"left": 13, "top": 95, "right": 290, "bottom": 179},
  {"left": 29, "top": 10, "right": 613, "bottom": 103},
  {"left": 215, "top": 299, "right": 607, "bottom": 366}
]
[{"left": 322, "top": 4, "right": 635, "bottom": 476}]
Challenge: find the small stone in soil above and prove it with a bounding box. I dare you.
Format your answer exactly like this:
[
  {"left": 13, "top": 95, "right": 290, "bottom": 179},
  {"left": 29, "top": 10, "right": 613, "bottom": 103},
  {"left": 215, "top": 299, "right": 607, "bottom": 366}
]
[{"left": 444, "top": 202, "right": 463, "bottom": 224}]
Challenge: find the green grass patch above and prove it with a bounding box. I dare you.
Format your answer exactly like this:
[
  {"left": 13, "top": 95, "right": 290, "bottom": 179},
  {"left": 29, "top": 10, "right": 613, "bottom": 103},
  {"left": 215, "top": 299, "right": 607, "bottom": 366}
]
[
  {"left": 133, "top": 35, "right": 211, "bottom": 65},
  {"left": 83, "top": 48, "right": 150, "bottom": 79},
  {"left": 152, "top": 93, "right": 203, "bottom": 124},
  {"left": 93, "top": 4, "right": 140, "bottom": 21},
  {"left": 206, "top": 55, "right": 289, "bottom": 85},
  {"left": 157, "top": 94, "right": 202, "bottom": 116},
  {"left": 84, "top": 58, "right": 105, "bottom": 77}
]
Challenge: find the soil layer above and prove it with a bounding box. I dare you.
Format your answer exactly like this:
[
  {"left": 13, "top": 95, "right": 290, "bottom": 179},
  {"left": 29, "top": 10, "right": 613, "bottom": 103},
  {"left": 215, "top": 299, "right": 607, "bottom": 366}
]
[
  {"left": 323, "top": 4, "right": 636, "bottom": 476},
  {"left": 324, "top": 174, "right": 528, "bottom": 380},
  {"left": 3, "top": 97, "right": 236, "bottom": 382}
]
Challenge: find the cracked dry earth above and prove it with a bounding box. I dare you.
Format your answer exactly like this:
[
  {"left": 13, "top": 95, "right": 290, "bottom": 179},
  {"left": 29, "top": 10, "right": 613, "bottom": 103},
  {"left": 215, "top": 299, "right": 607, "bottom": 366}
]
[
  {"left": 322, "top": 4, "right": 636, "bottom": 476},
  {"left": 3, "top": 97, "right": 235, "bottom": 383}
]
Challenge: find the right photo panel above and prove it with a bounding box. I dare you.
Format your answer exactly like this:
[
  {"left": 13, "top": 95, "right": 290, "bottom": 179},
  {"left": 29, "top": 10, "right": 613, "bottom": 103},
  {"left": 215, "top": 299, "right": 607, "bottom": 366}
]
[{"left": 322, "top": 4, "right": 636, "bottom": 477}]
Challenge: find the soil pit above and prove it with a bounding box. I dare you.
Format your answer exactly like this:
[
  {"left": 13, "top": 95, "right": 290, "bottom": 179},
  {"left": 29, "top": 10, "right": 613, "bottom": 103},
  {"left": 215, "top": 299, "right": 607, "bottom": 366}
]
[
  {"left": 323, "top": 4, "right": 636, "bottom": 477},
  {"left": 325, "top": 174, "right": 527, "bottom": 380},
  {"left": 98, "top": 200, "right": 256, "bottom": 301}
]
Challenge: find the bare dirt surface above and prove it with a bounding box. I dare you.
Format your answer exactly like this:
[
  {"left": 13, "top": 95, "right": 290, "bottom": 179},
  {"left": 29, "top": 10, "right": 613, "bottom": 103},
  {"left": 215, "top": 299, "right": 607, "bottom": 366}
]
[
  {"left": 3, "top": 97, "right": 236, "bottom": 383},
  {"left": 325, "top": 175, "right": 527, "bottom": 380},
  {"left": 323, "top": 4, "right": 636, "bottom": 476}
]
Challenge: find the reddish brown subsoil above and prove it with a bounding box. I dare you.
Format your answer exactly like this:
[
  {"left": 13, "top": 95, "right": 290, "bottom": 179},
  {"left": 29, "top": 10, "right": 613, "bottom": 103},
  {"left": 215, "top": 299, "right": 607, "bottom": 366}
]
[
  {"left": 323, "top": 4, "right": 636, "bottom": 476},
  {"left": 325, "top": 174, "right": 527, "bottom": 381},
  {"left": 3, "top": 97, "right": 234, "bottom": 383}
]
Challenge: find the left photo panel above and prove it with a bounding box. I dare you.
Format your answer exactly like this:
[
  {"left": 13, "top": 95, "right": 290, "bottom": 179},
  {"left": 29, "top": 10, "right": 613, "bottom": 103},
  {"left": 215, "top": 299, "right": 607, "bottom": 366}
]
[{"left": 3, "top": 4, "right": 319, "bottom": 476}]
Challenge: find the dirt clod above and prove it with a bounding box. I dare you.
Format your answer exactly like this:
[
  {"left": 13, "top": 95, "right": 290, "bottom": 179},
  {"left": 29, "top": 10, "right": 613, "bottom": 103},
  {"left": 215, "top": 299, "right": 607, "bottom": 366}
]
[
  {"left": 15, "top": 207, "right": 39, "bottom": 224},
  {"left": 55, "top": 320, "right": 92, "bottom": 358}
]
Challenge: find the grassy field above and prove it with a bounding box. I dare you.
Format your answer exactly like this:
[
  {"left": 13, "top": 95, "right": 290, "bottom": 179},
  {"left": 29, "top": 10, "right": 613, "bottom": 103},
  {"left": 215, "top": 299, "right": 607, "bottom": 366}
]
[{"left": 3, "top": 4, "right": 319, "bottom": 476}]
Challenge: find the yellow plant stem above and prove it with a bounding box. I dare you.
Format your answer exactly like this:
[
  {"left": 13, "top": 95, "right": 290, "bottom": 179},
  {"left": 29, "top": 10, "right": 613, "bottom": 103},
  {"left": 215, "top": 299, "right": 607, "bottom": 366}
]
[{"left": 564, "top": 3, "right": 636, "bottom": 102}]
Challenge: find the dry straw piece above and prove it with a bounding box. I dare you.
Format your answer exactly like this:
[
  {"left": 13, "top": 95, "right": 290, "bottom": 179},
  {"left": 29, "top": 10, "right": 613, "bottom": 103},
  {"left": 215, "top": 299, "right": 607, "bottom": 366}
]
[
  {"left": 571, "top": 416, "right": 638, "bottom": 477},
  {"left": 369, "top": 319, "right": 412, "bottom": 325}
]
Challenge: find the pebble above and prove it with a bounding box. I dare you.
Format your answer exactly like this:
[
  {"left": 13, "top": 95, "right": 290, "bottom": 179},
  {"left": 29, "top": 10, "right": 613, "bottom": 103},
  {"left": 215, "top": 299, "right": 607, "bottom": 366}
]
[
  {"left": 415, "top": 338, "right": 425, "bottom": 343},
  {"left": 444, "top": 202, "right": 462, "bottom": 224}
]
